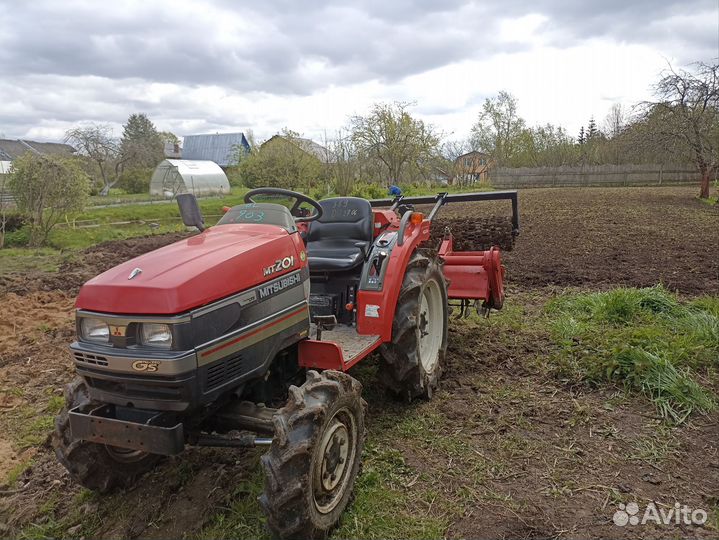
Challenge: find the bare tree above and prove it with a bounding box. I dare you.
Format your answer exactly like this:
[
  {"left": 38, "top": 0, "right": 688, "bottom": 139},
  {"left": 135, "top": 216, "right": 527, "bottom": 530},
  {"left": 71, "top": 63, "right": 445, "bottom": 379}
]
[
  {"left": 65, "top": 123, "right": 130, "bottom": 196},
  {"left": 603, "top": 104, "right": 627, "bottom": 138},
  {"left": 440, "top": 139, "right": 476, "bottom": 186},
  {"left": 643, "top": 61, "right": 719, "bottom": 199},
  {"left": 351, "top": 102, "right": 440, "bottom": 185},
  {"left": 327, "top": 130, "right": 358, "bottom": 196}
]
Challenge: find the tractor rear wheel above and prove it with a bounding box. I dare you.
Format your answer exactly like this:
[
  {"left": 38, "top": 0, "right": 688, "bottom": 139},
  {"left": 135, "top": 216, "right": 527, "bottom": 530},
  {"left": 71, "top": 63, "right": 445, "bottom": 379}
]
[
  {"left": 379, "top": 251, "right": 448, "bottom": 400},
  {"left": 52, "top": 378, "right": 161, "bottom": 493},
  {"left": 260, "top": 370, "right": 366, "bottom": 540}
]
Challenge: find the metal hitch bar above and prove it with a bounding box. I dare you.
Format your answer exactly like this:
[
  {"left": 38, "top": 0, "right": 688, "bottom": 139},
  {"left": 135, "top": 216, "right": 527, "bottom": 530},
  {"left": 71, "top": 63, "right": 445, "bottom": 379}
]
[
  {"left": 193, "top": 433, "right": 273, "bottom": 448},
  {"left": 369, "top": 190, "right": 520, "bottom": 235}
]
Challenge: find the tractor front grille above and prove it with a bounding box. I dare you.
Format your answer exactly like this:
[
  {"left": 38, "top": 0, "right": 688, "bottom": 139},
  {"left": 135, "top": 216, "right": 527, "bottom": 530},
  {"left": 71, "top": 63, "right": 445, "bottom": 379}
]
[
  {"left": 206, "top": 354, "right": 245, "bottom": 390},
  {"left": 73, "top": 351, "right": 109, "bottom": 367},
  {"left": 84, "top": 376, "right": 185, "bottom": 401}
]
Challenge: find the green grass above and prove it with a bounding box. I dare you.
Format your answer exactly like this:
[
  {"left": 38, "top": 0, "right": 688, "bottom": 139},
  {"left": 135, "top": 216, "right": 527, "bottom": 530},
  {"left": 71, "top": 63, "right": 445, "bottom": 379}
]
[
  {"left": 6, "top": 458, "right": 34, "bottom": 486},
  {"left": 18, "top": 489, "right": 102, "bottom": 540},
  {"left": 88, "top": 190, "right": 166, "bottom": 206},
  {"left": 546, "top": 286, "right": 719, "bottom": 422},
  {"left": 198, "top": 421, "right": 448, "bottom": 540},
  {"left": 0, "top": 247, "right": 71, "bottom": 275},
  {"left": 197, "top": 469, "right": 267, "bottom": 540},
  {"left": 3, "top": 391, "right": 67, "bottom": 451},
  {"left": 629, "top": 423, "right": 678, "bottom": 464},
  {"left": 1, "top": 182, "right": 491, "bottom": 263},
  {"left": 334, "top": 443, "right": 447, "bottom": 540}
]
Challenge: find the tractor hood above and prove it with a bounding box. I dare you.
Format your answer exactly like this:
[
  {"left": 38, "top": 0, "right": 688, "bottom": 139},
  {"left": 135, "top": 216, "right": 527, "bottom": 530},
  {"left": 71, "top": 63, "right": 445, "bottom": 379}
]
[{"left": 76, "top": 224, "right": 303, "bottom": 314}]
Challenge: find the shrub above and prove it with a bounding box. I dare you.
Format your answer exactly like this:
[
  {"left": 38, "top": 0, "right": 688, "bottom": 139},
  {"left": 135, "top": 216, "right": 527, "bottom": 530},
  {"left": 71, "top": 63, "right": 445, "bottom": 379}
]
[
  {"left": 116, "top": 168, "right": 152, "bottom": 194},
  {"left": 3, "top": 226, "right": 30, "bottom": 247},
  {"left": 350, "top": 182, "right": 386, "bottom": 200},
  {"left": 8, "top": 154, "right": 91, "bottom": 246},
  {"left": 225, "top": 166, "right": 243, "bottom": 187}
]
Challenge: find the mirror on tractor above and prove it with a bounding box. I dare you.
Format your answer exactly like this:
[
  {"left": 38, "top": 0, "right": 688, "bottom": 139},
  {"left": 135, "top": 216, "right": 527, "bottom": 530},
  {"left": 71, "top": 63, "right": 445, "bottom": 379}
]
[{"left": 177, "top": 193, "right": 205, "bottom": 231}]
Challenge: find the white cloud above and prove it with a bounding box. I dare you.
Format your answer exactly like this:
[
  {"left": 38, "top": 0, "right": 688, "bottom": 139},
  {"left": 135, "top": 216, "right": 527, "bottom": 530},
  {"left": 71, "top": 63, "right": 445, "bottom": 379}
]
[{"left": 0, "top": 0, "right": 715, "bottom": 143}]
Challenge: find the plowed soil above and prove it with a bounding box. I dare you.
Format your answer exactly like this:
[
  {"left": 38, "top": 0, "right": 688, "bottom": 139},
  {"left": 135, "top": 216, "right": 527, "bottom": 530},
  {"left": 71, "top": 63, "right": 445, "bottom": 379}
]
[
  {"left": 0, "top": 233, "right": 189, "bottom": 297},
  {"left": 431, "top": 186, "right": 718, "bottom": 294},
  {"left": 428, "top": 215, "right": 516, "bottom": 252},
  {"left": 0, "top": 186, "right": 717, "bottom": 539}
]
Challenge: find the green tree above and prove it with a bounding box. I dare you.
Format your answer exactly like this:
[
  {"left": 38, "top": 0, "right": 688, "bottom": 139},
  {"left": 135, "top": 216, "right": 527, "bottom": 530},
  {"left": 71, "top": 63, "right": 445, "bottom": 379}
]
[
  {"left": 470, "top": 91, "right": 526, "bottom": 165},
  {"left": 577, "top": 126, "right": 586, "bottom": 145},
  {"left": 586, "top": 116, "right": 598, "bottom": 140},
  {"left": 159, "top": 131, "right": 180, "bottom": 145},
  {"left": 121, "top": 113, "right": 164, "bottom": 171},
  {"left": 512, "top": 124, "right": 578, "bottom": 167},
  {"left": 8, "top": 154, "right": 90, "bottom": 246},
  {"left": 580, "top": 116, "right": 608, "bottom": 165},
  {"left": 239, "top": 130, "right": 324, "bottom": 191},
  {"left": 350, "top": 102, "right": 440, "bottom": 185}
]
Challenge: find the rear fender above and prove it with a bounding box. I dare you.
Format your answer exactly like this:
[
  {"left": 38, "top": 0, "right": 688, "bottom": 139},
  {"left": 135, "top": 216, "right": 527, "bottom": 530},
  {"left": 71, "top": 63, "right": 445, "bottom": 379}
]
[{"left": 356, "top": 219, "right": 431, "bottom": 340}]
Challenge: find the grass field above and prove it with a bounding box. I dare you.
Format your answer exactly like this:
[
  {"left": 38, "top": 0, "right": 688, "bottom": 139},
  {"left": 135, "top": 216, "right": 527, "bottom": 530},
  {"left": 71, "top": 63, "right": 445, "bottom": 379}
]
[{"left": 1, "top": 183, "right": 492, "bottom": 259}]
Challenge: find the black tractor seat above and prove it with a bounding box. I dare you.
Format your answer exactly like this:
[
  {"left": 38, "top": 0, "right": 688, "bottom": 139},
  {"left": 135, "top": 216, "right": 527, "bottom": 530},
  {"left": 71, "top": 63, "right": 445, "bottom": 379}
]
[{"left": 306, "top": 197, "right": 373, "bottom": 272}]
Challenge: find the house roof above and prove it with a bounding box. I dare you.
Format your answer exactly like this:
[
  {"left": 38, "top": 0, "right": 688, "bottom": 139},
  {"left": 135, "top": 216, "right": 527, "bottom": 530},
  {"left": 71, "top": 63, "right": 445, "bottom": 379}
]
[
  {"left": 455, "top": 150, "right": 490, "bottom": 161},
  {"left": 293, "top": 137, "right": 330, "bottom": 162},
  {"left": 0, "top": 139, "right": 75, "bottom": 160},
  {"left": 181, "top": 132, "right": 250, "bottom": 167},
  {"left": 263, "top": 135, "right": 331, "bottom": 162}
]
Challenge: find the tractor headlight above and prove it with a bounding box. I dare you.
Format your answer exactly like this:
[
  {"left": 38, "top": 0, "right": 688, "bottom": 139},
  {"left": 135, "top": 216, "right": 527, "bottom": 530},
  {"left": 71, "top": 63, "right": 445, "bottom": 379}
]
[
  {"left": 80, "top": 318, "right": 110, "bottom": 343},
  {"left": 140, "top": 323, "right": 173, "bottom": 349}
]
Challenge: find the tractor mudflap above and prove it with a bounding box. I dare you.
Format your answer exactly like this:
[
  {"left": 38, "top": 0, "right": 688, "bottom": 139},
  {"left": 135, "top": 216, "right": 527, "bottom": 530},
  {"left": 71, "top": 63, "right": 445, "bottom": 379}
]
[
  {"left": 439, "top": 234, "right": 505, "bottom": 310},
  {"left": 69, "top": 402, "right": 184, "bottom": 455}
]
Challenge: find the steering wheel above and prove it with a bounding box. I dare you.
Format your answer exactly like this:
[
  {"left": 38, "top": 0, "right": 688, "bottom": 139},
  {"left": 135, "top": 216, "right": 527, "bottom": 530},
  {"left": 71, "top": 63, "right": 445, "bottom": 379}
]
[{"left": 244, "top": 188, "right": 323, "bottom": 223}]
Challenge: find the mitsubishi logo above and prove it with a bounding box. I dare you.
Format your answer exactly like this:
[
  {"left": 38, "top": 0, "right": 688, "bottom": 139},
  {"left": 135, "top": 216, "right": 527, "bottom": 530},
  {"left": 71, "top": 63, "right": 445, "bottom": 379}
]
[{"left": 128, "top": 267, "right": 142, "bottom": 280}]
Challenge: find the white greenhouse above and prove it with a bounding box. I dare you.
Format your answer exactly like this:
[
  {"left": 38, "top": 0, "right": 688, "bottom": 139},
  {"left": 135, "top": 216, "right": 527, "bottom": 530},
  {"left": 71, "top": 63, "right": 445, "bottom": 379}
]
[{"left": 149, "top": 159, "right": 231, "bottom": 198}]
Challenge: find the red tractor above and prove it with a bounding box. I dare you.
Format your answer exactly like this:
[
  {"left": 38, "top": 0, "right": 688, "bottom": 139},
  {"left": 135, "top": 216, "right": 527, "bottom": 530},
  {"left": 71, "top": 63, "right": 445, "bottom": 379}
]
[{"left": 53, "top": 188, "right": 519, "bottom": 539}]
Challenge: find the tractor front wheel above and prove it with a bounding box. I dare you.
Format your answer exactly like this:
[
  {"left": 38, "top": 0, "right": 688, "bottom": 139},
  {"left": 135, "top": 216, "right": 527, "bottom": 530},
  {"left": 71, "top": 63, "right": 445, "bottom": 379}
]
[
  {"left": 260, "top": 370, "right": 366, "bottom": 540},
  {"left": 52, "top": 378, "right": 161, "bottom": 493},
  {"left": 379, "top": 251, "right": 449, "bottom": 400}
]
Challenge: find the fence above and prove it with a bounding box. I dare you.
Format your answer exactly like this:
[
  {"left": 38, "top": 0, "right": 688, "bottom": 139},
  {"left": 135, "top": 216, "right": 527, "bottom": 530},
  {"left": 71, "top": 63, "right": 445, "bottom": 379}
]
[
  {"left": 0, "top": 192, "right": 13, "bottom": 207},
  {"left": 490, "top": 164, "right": 698, "bottom": 188}
]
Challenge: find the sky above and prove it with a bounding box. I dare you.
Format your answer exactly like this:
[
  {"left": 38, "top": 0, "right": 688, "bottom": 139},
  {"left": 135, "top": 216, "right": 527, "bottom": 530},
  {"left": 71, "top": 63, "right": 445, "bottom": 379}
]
[{"left": 0, "top": 0, "right": 717, "bottom": 145}]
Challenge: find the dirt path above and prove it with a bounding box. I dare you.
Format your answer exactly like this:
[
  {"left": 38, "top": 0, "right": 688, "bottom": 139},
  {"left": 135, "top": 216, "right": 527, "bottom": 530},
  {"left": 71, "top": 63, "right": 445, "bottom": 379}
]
[{"left": 0, "top": 186, "right": 717, "bottom": 539}]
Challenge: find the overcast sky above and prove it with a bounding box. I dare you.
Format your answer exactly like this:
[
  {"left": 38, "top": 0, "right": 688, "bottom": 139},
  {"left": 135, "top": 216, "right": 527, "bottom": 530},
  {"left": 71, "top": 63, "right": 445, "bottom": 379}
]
[{"left": 0, "top": 0, "right": 717, "bottom": 144}]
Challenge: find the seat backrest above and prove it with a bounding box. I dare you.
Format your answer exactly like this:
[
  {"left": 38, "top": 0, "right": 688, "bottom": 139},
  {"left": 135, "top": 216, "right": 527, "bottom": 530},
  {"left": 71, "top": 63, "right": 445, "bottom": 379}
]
[{"left": 307, "top": 197, "right": 373, "bottom": 244}]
